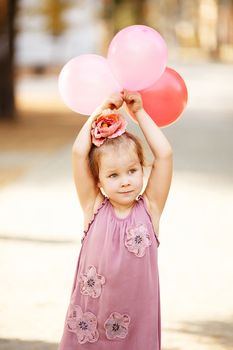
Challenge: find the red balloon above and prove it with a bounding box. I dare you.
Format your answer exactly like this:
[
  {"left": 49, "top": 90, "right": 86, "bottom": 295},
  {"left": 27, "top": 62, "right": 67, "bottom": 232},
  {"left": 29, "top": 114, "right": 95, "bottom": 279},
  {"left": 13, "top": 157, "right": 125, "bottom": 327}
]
[{"left": 128, "top": 67, "right": 188, "bottom": 127}]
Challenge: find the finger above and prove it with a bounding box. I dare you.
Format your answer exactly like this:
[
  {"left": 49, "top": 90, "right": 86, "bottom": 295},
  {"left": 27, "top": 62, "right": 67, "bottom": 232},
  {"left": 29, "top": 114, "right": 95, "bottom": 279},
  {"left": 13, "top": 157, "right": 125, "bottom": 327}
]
[
  {"left": 114, "top": 99, "right": 124, "bottom": 109},
  {"left": 103, "top": 96, "right": 118, "bottom": 105},
  {"left": 125, "top": 94, "right": 135, "bottom": 104},
  {"left": 108, "top": 98, "right": 123, "bottom": 110},
  {"left": 123, "top": 91, "right": 135, "bottom": 101},
  {"left": 121, "top": 90, "right": 128, "bottom": 100},
  {"left": 111, "top": 92, "right": 123, "bottom": 100}
]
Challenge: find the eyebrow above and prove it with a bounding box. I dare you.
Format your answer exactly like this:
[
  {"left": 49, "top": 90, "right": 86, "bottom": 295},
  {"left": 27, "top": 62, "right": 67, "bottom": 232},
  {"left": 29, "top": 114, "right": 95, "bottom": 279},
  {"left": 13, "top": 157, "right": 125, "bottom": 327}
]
[{"left": 106, "top": 162, "right": 139, "bottom": 173}]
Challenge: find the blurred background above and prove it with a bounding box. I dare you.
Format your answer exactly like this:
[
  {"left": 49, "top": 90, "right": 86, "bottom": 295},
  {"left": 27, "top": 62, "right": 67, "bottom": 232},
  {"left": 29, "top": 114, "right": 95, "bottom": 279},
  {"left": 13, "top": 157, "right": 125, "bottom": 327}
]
[{"left": 0, "top": 1, "right": 233, "bottom": 349}]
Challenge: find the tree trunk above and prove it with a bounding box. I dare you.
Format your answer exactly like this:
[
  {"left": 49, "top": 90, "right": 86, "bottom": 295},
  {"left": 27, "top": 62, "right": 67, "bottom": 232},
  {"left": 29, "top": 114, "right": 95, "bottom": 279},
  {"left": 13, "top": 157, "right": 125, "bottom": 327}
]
[
  {"left": 100, "top": 0, "right": 148, "bottom": 55},
  {"left": 0, "top": 0, "right": 17, "bottom": 120}
]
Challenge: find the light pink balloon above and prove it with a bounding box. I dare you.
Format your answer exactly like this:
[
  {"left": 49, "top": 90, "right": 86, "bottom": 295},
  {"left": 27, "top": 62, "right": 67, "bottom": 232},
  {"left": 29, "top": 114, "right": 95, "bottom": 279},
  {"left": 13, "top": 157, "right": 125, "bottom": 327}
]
[
  {"left": 58, "top": 54, "right": 122, "bottom": 115},
  {"left": 107, "top": 25, "right": 168, "bottom": 91}
]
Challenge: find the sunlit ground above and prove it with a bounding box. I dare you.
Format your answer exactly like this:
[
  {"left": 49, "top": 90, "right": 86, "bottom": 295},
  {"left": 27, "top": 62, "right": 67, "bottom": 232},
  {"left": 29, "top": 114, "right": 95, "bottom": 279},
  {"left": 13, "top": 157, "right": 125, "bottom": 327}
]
[{"left": 0, "top": 62, "right": 233, "bottom": 349}]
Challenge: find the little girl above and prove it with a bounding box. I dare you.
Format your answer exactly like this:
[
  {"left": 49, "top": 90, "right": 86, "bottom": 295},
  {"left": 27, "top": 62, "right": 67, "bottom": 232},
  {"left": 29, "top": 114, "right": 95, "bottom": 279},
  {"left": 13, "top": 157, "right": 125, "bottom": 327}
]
[{"left": 58, "top": 90, "right": 173, "bottom": 350}]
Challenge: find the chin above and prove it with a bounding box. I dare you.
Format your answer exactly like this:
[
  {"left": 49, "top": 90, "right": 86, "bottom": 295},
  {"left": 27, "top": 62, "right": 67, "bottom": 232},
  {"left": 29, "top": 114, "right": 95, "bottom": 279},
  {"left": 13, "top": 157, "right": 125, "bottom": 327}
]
[{"left": 119, "top": 192, "right": 138, "bottom": 201}]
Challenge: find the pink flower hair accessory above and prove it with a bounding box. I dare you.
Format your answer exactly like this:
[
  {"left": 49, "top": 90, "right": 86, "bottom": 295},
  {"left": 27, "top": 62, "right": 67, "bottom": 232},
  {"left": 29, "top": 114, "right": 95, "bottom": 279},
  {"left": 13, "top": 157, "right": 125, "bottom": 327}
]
[{"left": 91, "top": 109, "right": 127, "bottom": 147}]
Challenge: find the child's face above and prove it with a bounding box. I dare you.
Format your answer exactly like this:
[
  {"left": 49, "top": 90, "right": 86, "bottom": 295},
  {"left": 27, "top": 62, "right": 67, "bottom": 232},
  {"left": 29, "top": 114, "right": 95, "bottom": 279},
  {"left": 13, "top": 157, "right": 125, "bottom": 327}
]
[{"left": 98, "top": 145, "right": 143, "bottom": 205}]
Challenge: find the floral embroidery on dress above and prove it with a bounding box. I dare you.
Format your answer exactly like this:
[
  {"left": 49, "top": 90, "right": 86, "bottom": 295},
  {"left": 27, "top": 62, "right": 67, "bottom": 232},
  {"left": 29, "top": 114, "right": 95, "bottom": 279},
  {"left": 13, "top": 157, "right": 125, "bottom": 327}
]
[
  {"left": 79, "top": 265, "right": 105, "bottom": 298},
  {"left": 125, "top": 223, "right": 152, "bottom": 257},
  {"left": 104, "top": 312, "right": 130, "bottom": 340},
  {"left": 66, "top": 304, "right": 99, "bottom": 344}
]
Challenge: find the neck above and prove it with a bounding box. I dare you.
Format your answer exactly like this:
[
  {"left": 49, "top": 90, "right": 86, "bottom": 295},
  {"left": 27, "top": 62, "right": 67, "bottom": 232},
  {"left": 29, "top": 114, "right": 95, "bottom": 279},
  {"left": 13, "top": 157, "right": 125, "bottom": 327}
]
[{"left": 109, "top": 199, "right": 136, "bottom": 212}]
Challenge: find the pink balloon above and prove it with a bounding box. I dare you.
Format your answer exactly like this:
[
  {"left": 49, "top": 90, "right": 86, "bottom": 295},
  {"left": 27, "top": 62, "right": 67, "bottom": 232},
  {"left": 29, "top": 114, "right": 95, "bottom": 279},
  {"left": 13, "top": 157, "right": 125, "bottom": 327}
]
[
  {"left": 58, "top": 54, "right": 122, "bottom": 115},
  {"left": 107, "top": 25, "right": 168, "bottom": 91}
]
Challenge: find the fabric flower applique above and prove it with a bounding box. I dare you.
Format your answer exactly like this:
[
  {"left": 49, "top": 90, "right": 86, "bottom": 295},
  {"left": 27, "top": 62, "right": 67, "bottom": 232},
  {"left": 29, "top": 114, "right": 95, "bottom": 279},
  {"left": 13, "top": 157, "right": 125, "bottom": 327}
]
[
  {"left": 66, "top": 304, "right": 99, "bottom": 344},
  {"left": 125, "top": 223, "right": 152, "bottom": 257},
  {"left": 79, "top": 265, "right": 105, "bottom": 298},
  {"left": 104, "top": 312, "right": 131, "bottom": 340},
  {"left": 91, "top": 109, "right": 127, "bottom": 147}
]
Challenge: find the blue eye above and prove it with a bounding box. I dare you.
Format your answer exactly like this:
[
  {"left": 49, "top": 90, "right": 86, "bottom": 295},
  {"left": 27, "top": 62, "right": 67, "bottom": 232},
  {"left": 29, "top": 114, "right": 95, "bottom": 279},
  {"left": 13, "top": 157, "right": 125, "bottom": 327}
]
[
  {"left": 129, "top": 168, "right": 136, "bottom": 174},
  {"left": 109, "top": 173, "right": 117, "bottom": 178}
]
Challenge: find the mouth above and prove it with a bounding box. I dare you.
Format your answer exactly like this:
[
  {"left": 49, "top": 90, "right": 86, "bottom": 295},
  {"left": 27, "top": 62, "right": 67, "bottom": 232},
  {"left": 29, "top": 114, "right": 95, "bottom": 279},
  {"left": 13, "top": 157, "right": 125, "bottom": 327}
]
[{"left": 119, "top": 190, "right": 133, "bottom": 194}]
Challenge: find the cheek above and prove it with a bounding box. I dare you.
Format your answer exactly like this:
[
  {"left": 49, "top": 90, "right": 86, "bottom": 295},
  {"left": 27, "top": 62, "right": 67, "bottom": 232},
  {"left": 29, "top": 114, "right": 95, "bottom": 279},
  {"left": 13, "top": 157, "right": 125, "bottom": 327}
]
[
  {"left": 136, "top": 173, "right": 143, "bottom": 186},
  {"left": 107, "top": 179, "right": 117, "bottom": 188},
  {"left": 101, "top": 178, "right": 115, "bottom": 190}
]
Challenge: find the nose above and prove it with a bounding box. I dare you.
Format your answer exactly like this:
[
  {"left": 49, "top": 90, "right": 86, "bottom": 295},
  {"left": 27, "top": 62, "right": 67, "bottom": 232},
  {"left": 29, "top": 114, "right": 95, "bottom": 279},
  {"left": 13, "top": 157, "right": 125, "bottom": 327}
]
[{"left": 120, "top": 175, "right": 130, "bottom": 187}]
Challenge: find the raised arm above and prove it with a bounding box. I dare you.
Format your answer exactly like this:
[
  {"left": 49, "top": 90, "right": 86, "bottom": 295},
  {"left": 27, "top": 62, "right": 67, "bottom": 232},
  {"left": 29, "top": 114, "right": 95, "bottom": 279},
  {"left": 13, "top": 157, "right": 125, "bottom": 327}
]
[
  {"left": 122, "top": 90, "right": 173, "bottom": 218},
  {"left": 72, "top": 106, "right": 101, "bottom": 212},
  {"left": 72, "top": 94, "right": 123, "bottom": 212}
]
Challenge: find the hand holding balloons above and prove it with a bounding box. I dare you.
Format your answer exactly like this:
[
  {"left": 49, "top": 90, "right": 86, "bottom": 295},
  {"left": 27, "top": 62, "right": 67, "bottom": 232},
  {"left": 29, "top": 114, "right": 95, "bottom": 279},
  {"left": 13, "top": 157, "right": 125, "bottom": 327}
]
[
  {"left": 121, "top": 90, "right": 143, "bottom": 114},
  {"left": 101, "top": 92, "right": 124, "bottom": 111}
]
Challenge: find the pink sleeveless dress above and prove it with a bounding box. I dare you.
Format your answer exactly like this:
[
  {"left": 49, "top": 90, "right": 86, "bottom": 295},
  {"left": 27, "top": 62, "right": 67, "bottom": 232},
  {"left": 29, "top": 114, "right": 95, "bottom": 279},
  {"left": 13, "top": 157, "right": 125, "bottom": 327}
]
[{"left": 58, "top": 195, "right": 161, "bottom": 350}]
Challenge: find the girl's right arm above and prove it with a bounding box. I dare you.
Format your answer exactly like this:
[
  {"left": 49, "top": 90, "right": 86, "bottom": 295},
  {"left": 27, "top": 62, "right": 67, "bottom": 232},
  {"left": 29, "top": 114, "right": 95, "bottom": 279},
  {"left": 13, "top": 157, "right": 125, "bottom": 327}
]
[
  {"left": 72, "top": 93, "right": 123, "bottom": 213},
  {"left": 72, "top": 105, "right": 103, "bottom": 213}
]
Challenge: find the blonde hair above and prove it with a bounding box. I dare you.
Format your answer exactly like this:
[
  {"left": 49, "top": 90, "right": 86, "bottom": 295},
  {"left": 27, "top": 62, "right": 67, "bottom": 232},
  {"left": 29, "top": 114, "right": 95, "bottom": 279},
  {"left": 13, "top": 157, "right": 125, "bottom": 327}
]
[{"left": 89, "top": 131, "right": 146, "bottom": 183}]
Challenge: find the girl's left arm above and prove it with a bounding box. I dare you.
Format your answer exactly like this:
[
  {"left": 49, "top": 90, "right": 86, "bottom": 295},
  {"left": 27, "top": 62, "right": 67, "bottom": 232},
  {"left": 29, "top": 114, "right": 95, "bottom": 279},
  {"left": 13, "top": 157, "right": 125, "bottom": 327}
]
[
  {"left": 136, "top": 107, "right": 173, "bottom": 216},
  {"left": 123, "top": 91, "right": 173, "bottom": 217}
]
